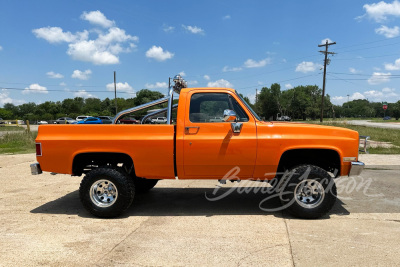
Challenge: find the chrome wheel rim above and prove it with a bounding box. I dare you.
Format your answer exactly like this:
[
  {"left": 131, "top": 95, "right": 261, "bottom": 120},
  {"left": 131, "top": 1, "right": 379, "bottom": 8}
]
[
  {"left": 294, "top": 179, "right": 325, "bottom": 209},
  {"left": 90, "top": 179, "right": 118, "bottom": 207}
]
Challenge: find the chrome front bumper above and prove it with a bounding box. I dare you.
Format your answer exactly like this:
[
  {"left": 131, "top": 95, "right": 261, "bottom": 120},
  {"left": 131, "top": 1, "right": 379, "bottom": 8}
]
[
  {"left": 30, "top": 163, "right": 42, "bottom": 175},
  {"left": 348, "top": 161, "right": 365, "bottom": 176}
]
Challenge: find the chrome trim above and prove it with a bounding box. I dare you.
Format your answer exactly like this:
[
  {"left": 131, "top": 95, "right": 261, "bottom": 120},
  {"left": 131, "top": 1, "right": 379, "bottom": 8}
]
[
  {"left": 113, "top": 97, "right": 170, "bottom": 124},
  {"left": 349, "top": 161, "right": 365, "bottom": 176},
  {"left": 231, "top": 122, "right": 243, "bottom": 133},
  {"left": 30, "top": 163, "right": 42, "bottom": 175},
  {"left": 167, "top": 88, "right": 174, "bottom": 124},
  {"left": 223, "top": 109, "right": 237, "bottom": 122}
]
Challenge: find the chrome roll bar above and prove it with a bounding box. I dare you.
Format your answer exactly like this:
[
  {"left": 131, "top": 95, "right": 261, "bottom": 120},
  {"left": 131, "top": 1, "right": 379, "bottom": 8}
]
[
  {"left": 140, "top": 104, "right": 178, "bottom": 124},
  {"left": 113, "top": 97, "right": 170, "bottom": 124}
]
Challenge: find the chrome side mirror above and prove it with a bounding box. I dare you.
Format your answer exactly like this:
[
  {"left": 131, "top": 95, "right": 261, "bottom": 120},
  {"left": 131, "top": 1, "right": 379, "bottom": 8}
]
[{"left": 223, "top": 109, "right": 237, "bottom": 122}]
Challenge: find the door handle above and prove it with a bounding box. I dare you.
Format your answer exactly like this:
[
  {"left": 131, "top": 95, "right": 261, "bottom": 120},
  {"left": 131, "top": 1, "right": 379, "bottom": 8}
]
[{"left": 185, "top": 126, "right": 200, "bottom": 134}]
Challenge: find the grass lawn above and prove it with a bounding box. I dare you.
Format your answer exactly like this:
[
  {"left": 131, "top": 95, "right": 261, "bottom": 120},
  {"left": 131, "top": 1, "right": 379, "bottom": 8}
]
[
  {"left": 0, "top": 131, "right": 37, "bottom": 154},
  {"left": 0, "top": 126, "right": 25, "bottom": 131}
]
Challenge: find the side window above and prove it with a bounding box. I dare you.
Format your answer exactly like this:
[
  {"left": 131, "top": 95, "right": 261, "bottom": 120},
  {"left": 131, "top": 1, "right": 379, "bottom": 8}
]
[{"left": 189, "top": 93, "right": 249, "bottom": 123}]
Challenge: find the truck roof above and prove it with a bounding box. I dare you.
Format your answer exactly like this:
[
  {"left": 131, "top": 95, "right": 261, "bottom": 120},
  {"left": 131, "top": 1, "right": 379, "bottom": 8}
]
[{"left": 179, "top": 87, "right": 236, "bottom": 94}]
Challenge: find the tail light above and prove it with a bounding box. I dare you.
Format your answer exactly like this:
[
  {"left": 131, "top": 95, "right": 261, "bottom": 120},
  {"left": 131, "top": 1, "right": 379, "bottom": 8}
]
[{"left": 36, "top": 143, "right": 42, "bottom": 156}]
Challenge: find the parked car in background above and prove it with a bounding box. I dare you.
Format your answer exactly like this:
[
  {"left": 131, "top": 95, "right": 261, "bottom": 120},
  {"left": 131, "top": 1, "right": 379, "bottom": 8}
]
[
  {"left": 383, "top": 116, "right": 391, "bottom": 120},
  {"left": 277, "top": 115, "right": 291, "bottom": 121},
  {"left": 151, "top": 117, "right": 167, "bottom": 124},
  {"left": 38, "top": 121, "right": 48, "bottom": 125},
  {"left": 98, "top": 116, "right": 113, "bottom": 124},
  {"left": 0, "top": 118, "right": 4, "bottom": 124},
  {"left": 118, "top": 117, "right": 139, "bottom": 124},
  {"left": 55, "top": 117, "right": 76, "bottom": 124},
  {"left": 75, "top": 117, "right": 102, "bottom": 124},
  {"left": 76, "top": 115, "right": 90, "bottom": 121}
]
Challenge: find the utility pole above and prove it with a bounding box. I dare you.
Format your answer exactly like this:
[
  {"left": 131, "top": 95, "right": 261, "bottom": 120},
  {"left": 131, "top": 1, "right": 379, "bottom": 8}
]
[
  {"left": 318, "top": 40, "right": 336, "bottom": 122},
  {"left": 114, "top": 71, "right": 117, "bottom": 115}
]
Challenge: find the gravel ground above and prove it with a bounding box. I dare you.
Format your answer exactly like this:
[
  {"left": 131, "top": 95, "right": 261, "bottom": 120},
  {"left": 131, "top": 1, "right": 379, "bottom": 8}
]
[{"left": 0, "top": 154, "right": 400, "bottom": 266}]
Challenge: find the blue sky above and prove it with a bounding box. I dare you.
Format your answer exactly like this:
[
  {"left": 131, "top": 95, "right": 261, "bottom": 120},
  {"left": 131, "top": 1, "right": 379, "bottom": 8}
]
[{"left": 2, "top": 0, "right": 400, "bottom": 107}]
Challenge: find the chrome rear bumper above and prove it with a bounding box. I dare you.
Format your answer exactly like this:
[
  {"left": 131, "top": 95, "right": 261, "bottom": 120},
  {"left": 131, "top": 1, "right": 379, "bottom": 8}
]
[
  {"left": 30, "top": 163, "right": 42, "bottom": 175},
  {"left": 349, "top": 161, "right": 365, "bottom": 176}
]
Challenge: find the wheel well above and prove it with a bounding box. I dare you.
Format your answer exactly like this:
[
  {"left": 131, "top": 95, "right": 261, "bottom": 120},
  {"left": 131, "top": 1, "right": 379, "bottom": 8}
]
[
  {"left": 277, "top": 149, "right": 341, "bottom": 177},
  {"left": 72, "top": 152, "right": 134, "bottom": 176}
]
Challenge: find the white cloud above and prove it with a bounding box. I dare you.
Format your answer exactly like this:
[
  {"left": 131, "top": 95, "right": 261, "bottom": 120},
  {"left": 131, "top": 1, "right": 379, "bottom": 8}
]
[
  {"left": 207, "top": 79, "right": 233, "bottom": 88},
  {"left": 0, "top": 90, "right": 25, "bottom": 107},
  {"left": 349, "top": 67, "right": 360, "bottom": 74},
  {"left": 163, "top": 24, "right": 175, "bottom": 33},
  {"left": 74, "top": 90, "right": 96, "bottom": 98},
  {"left": 33, "top": 12, "right": 138, "bottom": 65},
  {"left": 364, "top": 90, "right": 384, "bottom": 98},
  {"left": 385, "top": 58, "right": 400, "bottom": 70},
  {"left": 295, "top": 61, "right": 322, "bottom": 73},
  {"left": 222, "top": 66, "right": 243, "bottom": 72},
  {"left": 179, "top": 71, "right": 186, "bottom": 77},
  {"left": 32, "top": 27, "right": 88, "bottom": 44},
  {"left": 321, "top": 38, "right": 333, "bottom": 44},
  {"left": 60, "top": 82, "right": 67, "bottom": 86},
  {"left": 244, "top": 58, "right": 271, "bottom": 68},
  {"left": 81, "top": 10, "right": 115, "bottom": 28},
  {"left": 203, "top": 75, "right": 210, "bottom": 80},
  {"left": 362, "top": 0, "right": 400, "bottom": 22},
  {"left": 106, "top": 82, "right": 135, "bottom": 94},
  {"left": 188, "top": 80, "right": 198, "bottom": 85},
  {"left": 367, "top": 72, "right": 391, "bottom": 84},
  {"left": 182, "top": 25, "right": 205, "bottom": 34},
  {"left": 71, "top": 69, "right": 92, "bottom": 80},
  {"left": 145, "top": 46, "right": 174, "bottom": 61},
  {"left": 145, "top": 82, "right": 168, "bottom": 89},
  {"left": 285, "top": 84, "right": 293, "bottom": 89},
  {"left": 46, "top": 71, "right": 64, "bottom": 79},
  {"left": 382, "top": 87, "right": 396, "bottom": 93},
  {"left": 332, "top": 88, "right": 399, "bottom": 105},
  {"left": 223, "top": 15, "right": 231, "bottom": 20},
  {"left": 247, "top": 93, "right": 256, "bottom": 104},
  {"left": 0, "top": 90, "right": 13, "bottom": 106},
  {"left": 375, "top": 25, "right": 400, "bottom": 38},
  {"left": 0, "top": 45, "right": 2, "bottom": 51},
  {"left": 22, "top": 84, "right": 48, "bottom": 94}
]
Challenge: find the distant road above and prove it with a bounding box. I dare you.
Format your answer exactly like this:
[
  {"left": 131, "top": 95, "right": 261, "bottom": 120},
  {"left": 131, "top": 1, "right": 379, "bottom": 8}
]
[{"left": 346, "top": 120, "right": 400, "bottom": 129}]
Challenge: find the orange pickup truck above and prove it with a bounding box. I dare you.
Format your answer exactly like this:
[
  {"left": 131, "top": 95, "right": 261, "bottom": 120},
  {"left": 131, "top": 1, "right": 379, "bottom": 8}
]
[{"left": 31, "top": 76, "right": 365, "bottom": 219}]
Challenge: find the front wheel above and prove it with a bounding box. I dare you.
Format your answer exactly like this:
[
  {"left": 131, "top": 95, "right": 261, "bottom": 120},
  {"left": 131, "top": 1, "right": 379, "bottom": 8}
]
[
  {"left": 79, "top": 168, "right": 135, "bottom": 218},
  {"left": 280, "top": 164, "right": 337, "bottom": 219}
]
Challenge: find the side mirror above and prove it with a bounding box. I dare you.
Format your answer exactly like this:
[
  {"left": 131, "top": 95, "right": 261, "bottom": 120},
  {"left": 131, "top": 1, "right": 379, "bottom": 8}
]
[{"left": 223, "top": 109, "right": 237, "bottom": 122}]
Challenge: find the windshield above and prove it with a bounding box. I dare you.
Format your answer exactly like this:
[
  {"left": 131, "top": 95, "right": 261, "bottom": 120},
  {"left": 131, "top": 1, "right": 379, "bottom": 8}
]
[{"left": 235, "top": 91, "right": 261, "bottom": 121}]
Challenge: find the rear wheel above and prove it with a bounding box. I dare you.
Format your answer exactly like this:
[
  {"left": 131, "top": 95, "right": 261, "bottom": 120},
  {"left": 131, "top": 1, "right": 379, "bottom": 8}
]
[
  {"left": 280, "top": 164, "right": 337, "bottom": 219},
  {"left": 79, "top": 168, "right": 135, "bottom": 218}
]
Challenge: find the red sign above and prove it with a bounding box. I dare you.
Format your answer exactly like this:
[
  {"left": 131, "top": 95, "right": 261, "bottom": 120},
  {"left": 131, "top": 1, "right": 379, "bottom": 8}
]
[{"left": 383, "top": 105, "right": 388, "bottom": 110}]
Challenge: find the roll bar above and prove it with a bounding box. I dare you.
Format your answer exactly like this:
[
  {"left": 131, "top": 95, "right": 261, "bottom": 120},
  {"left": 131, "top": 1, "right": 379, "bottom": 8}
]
[{"left": 113, "top": 74, "right": 186, "bottom": 125}]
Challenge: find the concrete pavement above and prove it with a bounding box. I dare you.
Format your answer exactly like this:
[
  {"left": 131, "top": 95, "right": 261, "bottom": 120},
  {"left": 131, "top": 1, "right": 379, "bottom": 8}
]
[
  {"left": 0, "top": 154, "right": 399, "bottom": 266},
  {"left": 346, "top": 120, "right": 400, "bottom": 129}
]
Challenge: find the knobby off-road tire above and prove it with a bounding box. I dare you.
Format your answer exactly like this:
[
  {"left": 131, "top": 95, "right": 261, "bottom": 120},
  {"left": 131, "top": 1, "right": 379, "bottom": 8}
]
[
  {"left": 280, "top": 164, "right": 337, "bottom": 219},
  {"left": 133, "top": 177, "right": 158, "bottom": 193},
  {"left": 79, "top": 168, "right": 135, "bottom": 218}
]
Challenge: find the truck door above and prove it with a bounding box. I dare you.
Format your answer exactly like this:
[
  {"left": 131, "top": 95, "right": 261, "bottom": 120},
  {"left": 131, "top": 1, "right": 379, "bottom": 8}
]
[{"left": 183, "top": 91, "right": 257, "bottom": 179}]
